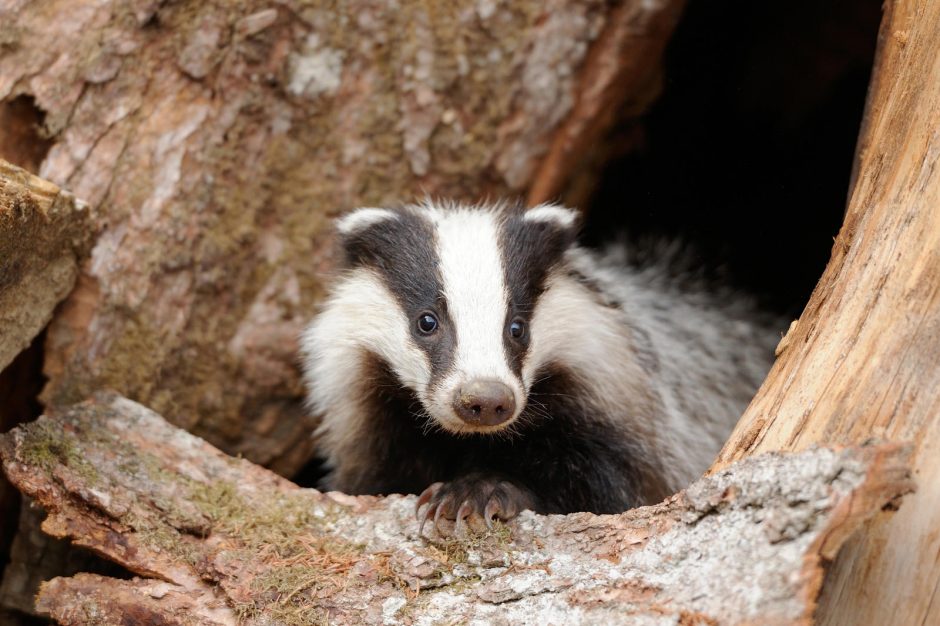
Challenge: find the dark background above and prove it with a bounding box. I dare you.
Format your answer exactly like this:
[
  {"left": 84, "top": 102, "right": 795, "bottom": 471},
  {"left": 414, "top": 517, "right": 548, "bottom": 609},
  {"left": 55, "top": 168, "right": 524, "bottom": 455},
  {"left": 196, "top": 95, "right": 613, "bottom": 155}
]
[{"left": 582, "top": 0, "right": 882, "bottom": 315}]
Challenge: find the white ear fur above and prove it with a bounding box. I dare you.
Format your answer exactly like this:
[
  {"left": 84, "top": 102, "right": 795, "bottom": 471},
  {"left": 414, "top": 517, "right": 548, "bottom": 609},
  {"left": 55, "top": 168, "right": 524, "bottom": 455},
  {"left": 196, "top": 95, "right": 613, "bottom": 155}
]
[
  {"left": 335, "top": 207, "right": 398, "bottom": 235},
  {"left": 522, "top": 203, "right": 579, "bottom": 229}
]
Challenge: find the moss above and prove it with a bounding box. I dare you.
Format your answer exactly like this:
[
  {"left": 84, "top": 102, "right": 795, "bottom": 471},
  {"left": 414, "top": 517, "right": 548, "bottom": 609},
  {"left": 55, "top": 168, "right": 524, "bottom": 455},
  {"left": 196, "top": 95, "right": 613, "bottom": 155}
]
[
  {"left": 188, "top": 480, "right": 245, "bottom": 526},
  {"left": 242, "top": 563, "right": 333, "bottom": 625},
  {"left": 182, "top": 475, "right": 369, "bottom": 622},
  {"left": 426, "top": 521, "right": 514, "bottom": 566},
  {"left": 18, "top": 420, "right": 99, "bottom": 485},
  {"left": 131, "top": 515, "right": 203, "bottom": 567}
]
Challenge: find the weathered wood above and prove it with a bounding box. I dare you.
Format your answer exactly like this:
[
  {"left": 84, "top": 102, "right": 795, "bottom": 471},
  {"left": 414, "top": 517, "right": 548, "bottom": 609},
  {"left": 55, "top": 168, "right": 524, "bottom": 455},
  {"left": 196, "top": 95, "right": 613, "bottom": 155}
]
[
  {"left": 0, "top": 159, "right": 95, "bottom": 373},
  {"left": 0, "top": 0, "right": 685, "bottom": 475},
  {"left": 0, "top": 392, "right": 914, "bottom": 625},
  {"left": 0, "top": 159, "right": 96, "bottom": 609},
  {"left": 711, "top": 2, "right": 940, "bottom": 624}
]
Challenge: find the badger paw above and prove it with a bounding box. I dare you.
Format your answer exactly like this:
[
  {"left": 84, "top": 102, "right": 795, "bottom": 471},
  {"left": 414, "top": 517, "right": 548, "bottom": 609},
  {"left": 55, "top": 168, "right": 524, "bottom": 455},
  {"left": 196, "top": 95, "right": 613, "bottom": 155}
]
[{"left": 415, "top": 474, "right": 536, "bottom": 538}]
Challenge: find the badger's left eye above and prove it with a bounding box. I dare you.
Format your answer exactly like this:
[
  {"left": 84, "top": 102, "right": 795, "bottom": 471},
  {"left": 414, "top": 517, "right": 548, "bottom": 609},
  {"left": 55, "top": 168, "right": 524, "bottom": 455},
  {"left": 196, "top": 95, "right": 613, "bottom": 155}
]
[
  {"left": 416, "top": 312, "right": 439, "bottom": 335},
  {"left": 508, "top": 318, "right": 527, "bottom": 340}
]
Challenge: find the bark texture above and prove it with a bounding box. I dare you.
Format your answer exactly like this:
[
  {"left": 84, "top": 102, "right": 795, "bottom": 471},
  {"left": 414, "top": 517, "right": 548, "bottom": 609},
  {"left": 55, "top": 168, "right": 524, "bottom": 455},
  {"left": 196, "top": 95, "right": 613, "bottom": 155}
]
[
  {"left": 0, "top": 159, "right": 95, "bottom": 372},
  {"left": 0, "top": 159, "right": 97, "bottom": 620},
  {"left": 0, "top": 392, "right": 914, "bottom": 625},
  {"left": 712, "top": 2, "right": 940, "bottom": 624},
  {"left": 0, "top": 0, "right": 683, "bottom": 476}
]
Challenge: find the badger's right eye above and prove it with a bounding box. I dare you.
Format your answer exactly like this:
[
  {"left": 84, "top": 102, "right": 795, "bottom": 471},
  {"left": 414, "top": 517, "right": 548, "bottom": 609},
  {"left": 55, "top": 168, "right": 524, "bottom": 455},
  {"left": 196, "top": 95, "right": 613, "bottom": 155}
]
[{"left": 416, "top": 312, "right": 439, "bottom": 335}]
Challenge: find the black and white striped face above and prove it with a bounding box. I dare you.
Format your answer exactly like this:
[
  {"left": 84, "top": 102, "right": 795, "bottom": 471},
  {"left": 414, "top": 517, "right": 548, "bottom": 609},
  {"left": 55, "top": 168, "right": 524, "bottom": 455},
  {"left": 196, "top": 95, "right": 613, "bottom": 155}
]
[{"left": 314, "top": 201, "right": 577, "bottom": 434}]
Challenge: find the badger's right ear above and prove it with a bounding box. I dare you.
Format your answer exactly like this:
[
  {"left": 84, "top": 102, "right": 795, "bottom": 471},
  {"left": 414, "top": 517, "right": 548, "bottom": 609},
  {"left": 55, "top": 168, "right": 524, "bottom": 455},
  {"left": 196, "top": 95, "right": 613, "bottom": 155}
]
[
  {"left": 334, "top": 207, "right": 400, "bottom": 267},
  {"left": 335, "top": 207, "right": 399, "bottom": 236},
  {"left": 521, "top": 204, "right": 579, "bottom": 231}
]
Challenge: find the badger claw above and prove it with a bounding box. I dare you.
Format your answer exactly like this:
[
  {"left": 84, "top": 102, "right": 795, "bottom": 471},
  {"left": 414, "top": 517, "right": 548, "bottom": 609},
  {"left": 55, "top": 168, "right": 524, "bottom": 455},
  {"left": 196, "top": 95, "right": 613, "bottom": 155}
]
[
  {"left": 433, "top": 494, "right": 454, "bottom": 535},
  {"left": 415, "top": 482, "right": 442, "bottom": 523},
  {"left": 454, "top": 499, "right": 473, "bottom": 537},
  {"left": 483, "top": 498, "right": 499, "bottom": 530},
  {"left": 414, "top": 474, "right": 536, "bottom": 538}
]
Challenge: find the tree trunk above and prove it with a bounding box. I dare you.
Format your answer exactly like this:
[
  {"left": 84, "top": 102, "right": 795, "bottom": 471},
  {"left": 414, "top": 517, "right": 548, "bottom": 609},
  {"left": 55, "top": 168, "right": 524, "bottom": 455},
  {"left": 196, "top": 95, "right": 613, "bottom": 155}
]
[
  {"left": 711, "top": 2, "right": 940, "bottom": 624},
  {"left": 0, "top": 392, "right": 914, "bottom": 625},
  {"left": 0, "top": 0, "right": 684, "bottom": 476}
]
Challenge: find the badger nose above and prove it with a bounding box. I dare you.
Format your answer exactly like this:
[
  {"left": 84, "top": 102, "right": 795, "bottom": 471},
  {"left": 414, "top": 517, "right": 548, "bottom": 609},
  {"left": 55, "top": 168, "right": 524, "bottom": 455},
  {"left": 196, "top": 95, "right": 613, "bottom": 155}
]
[{"left": 453, "top": 380, "right": 516, "bottom": 426}]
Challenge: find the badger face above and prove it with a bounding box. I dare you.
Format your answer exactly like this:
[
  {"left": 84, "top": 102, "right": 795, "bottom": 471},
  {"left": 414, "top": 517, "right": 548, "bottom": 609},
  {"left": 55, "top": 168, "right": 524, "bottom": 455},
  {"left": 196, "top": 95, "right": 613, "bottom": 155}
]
[{"left": 314, "top": 201, "right": 577, "bottom": 435}]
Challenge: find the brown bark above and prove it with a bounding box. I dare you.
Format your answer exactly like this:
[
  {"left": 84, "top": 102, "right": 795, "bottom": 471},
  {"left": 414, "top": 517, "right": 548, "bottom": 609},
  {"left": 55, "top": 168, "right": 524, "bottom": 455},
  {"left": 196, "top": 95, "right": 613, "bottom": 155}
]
[
  {"left": 0, "top": 392, "right": 914, "bottom": 625},
  {"left": 0, "top": 0, "right": 684, "bottom": 476},
  {"left": 0, "top": 159, "right": 96, "bottom": 373},
  {"left": 0, "top": 156, "right": 98, "bottom": 608},
  {"left": 711, "top": 2, "right": 940, "bottom": 624}
]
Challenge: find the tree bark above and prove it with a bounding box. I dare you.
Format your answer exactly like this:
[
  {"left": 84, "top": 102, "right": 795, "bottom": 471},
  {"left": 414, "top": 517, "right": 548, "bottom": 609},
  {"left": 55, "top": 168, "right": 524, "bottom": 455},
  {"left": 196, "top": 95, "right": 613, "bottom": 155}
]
[
  {"left": 0, "top": 159, "right": 95, "bottom": 373},
  {"left": 711, "top": 2, "right": 940, "bottom": 624},
  {"left": 0, "top": 392, "right": 914, "bottom": 625},
  {"left": 0, "top": 160, "right": 98, "bottom": 597},
  {"left": 0, "top": 0, "right": 684, "bottom": 476}
]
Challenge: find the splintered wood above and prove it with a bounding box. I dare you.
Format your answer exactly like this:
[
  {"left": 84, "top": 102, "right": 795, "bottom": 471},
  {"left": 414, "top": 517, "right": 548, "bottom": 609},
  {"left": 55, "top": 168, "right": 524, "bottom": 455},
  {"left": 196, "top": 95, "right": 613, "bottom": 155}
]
[
  {"left": 711, "top": 2, "right": 940, "bottom": 624},
  {"left": 0, "top": 392, "right": 913, "bottom": 625}
]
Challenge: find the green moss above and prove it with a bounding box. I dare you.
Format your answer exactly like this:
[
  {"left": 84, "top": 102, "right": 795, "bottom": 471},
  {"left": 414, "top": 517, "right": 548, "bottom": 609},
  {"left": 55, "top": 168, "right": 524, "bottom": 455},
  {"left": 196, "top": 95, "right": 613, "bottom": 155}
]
[
  {"left": 188, "top": 480, "right": 244, "bottom": 525},
  {"left": 18, "top": 420, "right": 99, "bottom": 485},
  {"left": 131, "top": 515, "right": 203, "bottom": 567},
  {"left": 181, "top": 474, "right": 369, "bottom": 622},
  {"left": 427, "top": 520, "right": 514, "bottom": 565}
]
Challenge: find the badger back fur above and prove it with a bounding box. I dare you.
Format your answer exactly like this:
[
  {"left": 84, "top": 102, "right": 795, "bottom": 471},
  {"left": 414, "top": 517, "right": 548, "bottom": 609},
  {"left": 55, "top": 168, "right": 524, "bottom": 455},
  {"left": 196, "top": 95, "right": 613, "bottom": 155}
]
[{"left": 301, "top": 200, "right": 779, "bottom": 520}]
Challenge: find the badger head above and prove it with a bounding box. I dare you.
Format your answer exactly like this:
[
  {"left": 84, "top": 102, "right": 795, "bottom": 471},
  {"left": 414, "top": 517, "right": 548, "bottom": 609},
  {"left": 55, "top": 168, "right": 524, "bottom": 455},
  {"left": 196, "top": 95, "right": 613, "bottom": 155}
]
[{"left": 303, "top": 201, "right": 579, "bottom": 436}]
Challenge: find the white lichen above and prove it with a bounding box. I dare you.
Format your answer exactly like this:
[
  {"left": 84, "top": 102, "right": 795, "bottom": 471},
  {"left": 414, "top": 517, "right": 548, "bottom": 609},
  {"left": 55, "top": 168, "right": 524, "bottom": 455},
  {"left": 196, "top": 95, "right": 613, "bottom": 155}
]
[{"left": 287, "top": 34, "right": 344, "bottom": 99}]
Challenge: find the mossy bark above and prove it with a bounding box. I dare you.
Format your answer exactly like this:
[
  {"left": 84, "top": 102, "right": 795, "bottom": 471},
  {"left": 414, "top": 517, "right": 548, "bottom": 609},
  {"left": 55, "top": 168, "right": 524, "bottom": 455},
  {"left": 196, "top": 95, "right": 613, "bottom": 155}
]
[
  {"left": 0, "top": 159, "right": 96, "bottom": 373},
  {"left": 0, "top": 393, "right": 914, "bottom": 625}
]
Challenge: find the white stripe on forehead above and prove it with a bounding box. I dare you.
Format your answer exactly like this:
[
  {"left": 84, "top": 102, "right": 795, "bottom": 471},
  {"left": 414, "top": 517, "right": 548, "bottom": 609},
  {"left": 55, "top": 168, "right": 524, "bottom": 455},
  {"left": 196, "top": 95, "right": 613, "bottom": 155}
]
[{"left": 425, "top": 205, "right": 512, "bottom": 380}]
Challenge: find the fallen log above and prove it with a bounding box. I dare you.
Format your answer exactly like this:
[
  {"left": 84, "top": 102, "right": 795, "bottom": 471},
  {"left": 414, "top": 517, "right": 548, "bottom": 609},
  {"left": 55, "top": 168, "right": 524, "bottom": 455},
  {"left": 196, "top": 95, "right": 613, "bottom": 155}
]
[
  {"left": 0, "top": 160, "right": 97, "bottom": 597},
  {"left": 0, "top": 392, "right": 914, "bottom": 625}
]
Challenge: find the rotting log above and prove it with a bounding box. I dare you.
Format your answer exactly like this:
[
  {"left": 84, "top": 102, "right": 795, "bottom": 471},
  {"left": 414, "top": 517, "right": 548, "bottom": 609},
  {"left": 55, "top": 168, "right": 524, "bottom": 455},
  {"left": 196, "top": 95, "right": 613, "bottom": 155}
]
[
  {"left": 0, "top": 159, "right": 95, "bottom": 373},
  {"left": 0, "top": 0, "right": 684, "bottom": 476},
  {"left": 0, "top": 158, "right": 97, "bottom": 610},
  {"left": 710, "top": 2, "right": 940, "bottom": 624},
  {"left": 0, "top": 392, "right": 914, "bottom": 625}
]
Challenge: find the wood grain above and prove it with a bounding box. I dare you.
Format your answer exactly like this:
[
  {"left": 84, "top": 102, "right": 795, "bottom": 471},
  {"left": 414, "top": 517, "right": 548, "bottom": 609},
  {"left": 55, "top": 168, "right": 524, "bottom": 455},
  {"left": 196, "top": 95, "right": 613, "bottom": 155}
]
[{"left": 712, "top": 2, "right": 940, "bottom": 623}]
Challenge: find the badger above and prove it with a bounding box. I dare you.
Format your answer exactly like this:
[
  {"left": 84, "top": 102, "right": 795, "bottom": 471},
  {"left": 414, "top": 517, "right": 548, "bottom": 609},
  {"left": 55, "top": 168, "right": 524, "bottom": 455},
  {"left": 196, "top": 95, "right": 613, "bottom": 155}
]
[{"left": 301, "top": 200, "right": 779, "bottom": 534}]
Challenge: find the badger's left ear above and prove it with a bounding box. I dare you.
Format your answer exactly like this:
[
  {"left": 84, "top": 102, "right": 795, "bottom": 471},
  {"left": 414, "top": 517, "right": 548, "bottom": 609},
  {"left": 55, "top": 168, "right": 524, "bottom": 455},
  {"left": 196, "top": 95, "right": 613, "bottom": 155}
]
[
  {"left": 519, "top": 203, "right": 580, "bottom": 251},
  {"left": 521, "top": 204, "right": 580, "bottom": 231},
  {"left": 502, "top": 204, "right": 580, "bottom": 286}
]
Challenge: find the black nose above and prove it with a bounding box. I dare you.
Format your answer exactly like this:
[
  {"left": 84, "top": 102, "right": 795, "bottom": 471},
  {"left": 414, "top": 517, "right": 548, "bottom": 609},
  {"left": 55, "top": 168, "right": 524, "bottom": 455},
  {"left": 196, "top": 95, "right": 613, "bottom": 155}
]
[{"left": 452, "top": 380, "right": 516, "bottom": 426}]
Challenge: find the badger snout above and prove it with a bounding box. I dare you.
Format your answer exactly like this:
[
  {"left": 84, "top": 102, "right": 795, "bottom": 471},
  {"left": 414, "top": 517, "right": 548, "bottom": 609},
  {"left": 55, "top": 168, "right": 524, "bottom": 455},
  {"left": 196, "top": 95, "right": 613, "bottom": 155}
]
[{"left": 452, "top": 379, "right": 516, "bottom": 426}]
